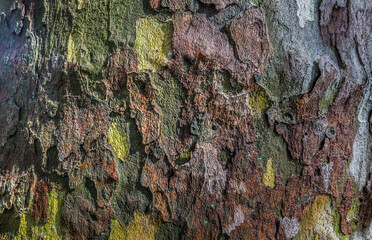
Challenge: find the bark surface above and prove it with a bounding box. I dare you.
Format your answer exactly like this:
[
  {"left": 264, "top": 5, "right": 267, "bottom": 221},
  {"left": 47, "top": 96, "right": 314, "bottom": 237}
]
[{"left": 0, "top": 0, "right": 371, "bottom": 239}]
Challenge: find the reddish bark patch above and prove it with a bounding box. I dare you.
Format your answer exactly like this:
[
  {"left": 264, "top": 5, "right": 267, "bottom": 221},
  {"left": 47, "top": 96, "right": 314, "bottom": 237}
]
[
  {"left": 30, "top": 180, "right": 51, "bottom": 224},
  {"left": 229, "top": 7, "right": 272, "bottom": 69},
  {"left": 338, "top": 178, "right": 354, "bottom": 234}
]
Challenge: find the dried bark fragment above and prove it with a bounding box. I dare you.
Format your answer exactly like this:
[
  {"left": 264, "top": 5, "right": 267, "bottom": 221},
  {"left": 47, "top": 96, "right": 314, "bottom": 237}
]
[
  {"left": 172, "top": 12, "right": 235, "bottom": 68},
  {"left": 128, "top": 73, "right": 162, "bottom": 145},
  {"left": 276, "top": 123, "right": 303, "bottom": 160},
  {"left": 229, "top": 7, "right": 272, "bottom": 68}
]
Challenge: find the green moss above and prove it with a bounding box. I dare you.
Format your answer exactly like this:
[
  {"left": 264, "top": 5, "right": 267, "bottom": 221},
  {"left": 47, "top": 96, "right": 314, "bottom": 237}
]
[
  {"left": 134, "top": 16, "right": 173, "bottom": 71},
  {"left": 109, "top": 212, "right": 159, "bottom": 240},
  {"left": 108, "top": 122, "right": 130, "bottom": 161},
  {"left": 263, "top": 158, "right": 275, "bottom": 188},
  {"left": 14, "top": 188, "right": 65, "bottom": 240},
  {"left": 248, "top": 89, "right": 269, "bottom": 115},
  {"left": 67, "top": 30, "right": 83, "bottom": 64}
]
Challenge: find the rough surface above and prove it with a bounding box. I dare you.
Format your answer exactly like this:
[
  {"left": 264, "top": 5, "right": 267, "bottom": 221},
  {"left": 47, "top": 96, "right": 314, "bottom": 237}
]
[{"left": 0, "top": 0, "right": 371, "bottom": 239}]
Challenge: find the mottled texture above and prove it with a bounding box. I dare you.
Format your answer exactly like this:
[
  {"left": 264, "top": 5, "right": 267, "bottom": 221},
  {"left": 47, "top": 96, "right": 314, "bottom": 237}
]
[{"left": 0, "top": 0, "right": 371, "bottom": 239}]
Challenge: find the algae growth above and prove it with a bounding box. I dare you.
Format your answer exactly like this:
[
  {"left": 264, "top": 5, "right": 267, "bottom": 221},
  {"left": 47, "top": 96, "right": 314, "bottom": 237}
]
[
  {"left": 134, "top": 16, "right": 173, "bottom": 71},
  {"left": 14, "top": 188, "right": 65, "bottom": 240},
  {"left": 77, "top": 0, "right": 87, "bottom": 10},
  {"left": 108, "top": 122, "right": 130, "bottom": 161},
  {"left": 295, "top": 195, "right": 349, "bottom": 240},
  {"left": 263, "top": 158, "right": 276, "bottom": 188},
  {"left": 248, "top": 89, "right": 269, "bottom": 115},
  {"left": 109, "top": 211, "right": 158, "bottom": 240},
  {"left": 153, "top": 74, "right": 185, "bottom": 138},
  {"left": 67, "top": 30, "right": 83, "bottom": 64}
]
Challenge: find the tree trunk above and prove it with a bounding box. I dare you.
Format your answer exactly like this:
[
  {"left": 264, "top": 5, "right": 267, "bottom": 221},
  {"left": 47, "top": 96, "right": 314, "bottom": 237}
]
[{"left": 0, "top": 0, "right": 371, "bottom": 239}]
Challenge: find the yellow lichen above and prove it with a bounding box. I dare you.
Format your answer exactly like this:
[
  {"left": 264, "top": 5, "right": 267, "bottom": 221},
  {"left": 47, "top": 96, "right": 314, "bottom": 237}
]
[
  {"left": 177, "top": 147, "right": 193, "bottom": 164},
  {"left": 108, "top": 122, "right": 129, "bottom": 161},
  {"left": 248, "top": 89, "right": 269, "bottom": 115},
  {"left": 14, "top": 187, "right": 65, "bottom": 240},
  {"left": 77, "top": 0, "right": 87, "bottom": 10},
  {"left": 295, "top": 195, "right": 349, "bottom": 240},
  {"left": 109, "top": 212, "right": 158, "bottom": 240},
  {"left": 263, "top": 158, "right": 275, "bottom": 188},
  {"left": 67, "top": 30, "right": 83, "bottom": 64},
  {"left": 134, "top": 16, "right": 173, "bottom": 71}
]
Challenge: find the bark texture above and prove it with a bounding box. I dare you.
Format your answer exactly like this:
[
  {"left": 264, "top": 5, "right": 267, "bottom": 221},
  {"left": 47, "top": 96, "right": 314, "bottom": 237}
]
[{"left": 0, "top": 0, "right": 371, "bottom": 239}]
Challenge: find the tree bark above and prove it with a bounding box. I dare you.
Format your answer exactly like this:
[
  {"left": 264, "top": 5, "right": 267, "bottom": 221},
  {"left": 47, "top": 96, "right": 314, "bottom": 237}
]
[{"left": 0, "top": 0, "right": 371, "bottom": 239}]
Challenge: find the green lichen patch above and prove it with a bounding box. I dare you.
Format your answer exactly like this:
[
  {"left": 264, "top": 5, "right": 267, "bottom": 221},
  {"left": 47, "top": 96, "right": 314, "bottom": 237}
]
[
  {"left": 263, "top": 158, "right": 275, "bottom": 188},
  {"left": 134, "top": 16, "right": 173, "bottom": 71},
  {"left": 108, "top": 122, "right": 130, "bottom": 161},
  {"left": 295, "top": 195, "right": 349, "bottom": 240},
  {"left": 156, "top": 222, "right": 182, "bottom": 240},
  {"left": 177, "top": 147, "right": 193, "bottom": 165},
  {"left": 14, "top": 188, "right": 65, "bottom": 240},
  {"left": 346, "top": 198, "right": 360, "bottom": 222},
  {"left": 153, "top": 74, "right": 185, "bottom": 138},
  {"left": 319, "top": 81, "right": 339, "bottom": 115},
  {"left": 248, "top": 89, "right": 269, "bottom": 115},
  {"left": 77, "top": 0, "right": 88, "bottom": 10},
  {"left": 109, "top": 0, "right": 146, "bottom": 47},
  {"left": 67, "top": 30, "right": 83, "bottom": 64},
  {"left": 254, "top": 117, "right": 302, "bottom": 183},
  {"left": 214, "top": 71, "right": 242, "bottom": 95},
  {"left": 109, "top": 212, "right": 159, "bottom": 240}
]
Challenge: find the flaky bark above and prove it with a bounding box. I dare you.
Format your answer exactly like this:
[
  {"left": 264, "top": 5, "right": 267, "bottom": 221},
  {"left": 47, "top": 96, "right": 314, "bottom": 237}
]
[{"left": 0, "top": 0, "right": 371, "bottom": 239}]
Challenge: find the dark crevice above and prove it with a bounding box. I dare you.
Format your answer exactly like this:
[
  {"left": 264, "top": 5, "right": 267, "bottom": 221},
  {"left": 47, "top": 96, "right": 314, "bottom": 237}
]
[
  {"left": 318, "top": 137, "right": 326, "bottom": 152},
  {"left": 307, "top": 60, "right": 321, "bottom": 94},
  {"left": 85, "top": 178, "right": 98, "bottom": 205},
  {"left": 197, "top": 1, "right": 220, "bottom": 18}
]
